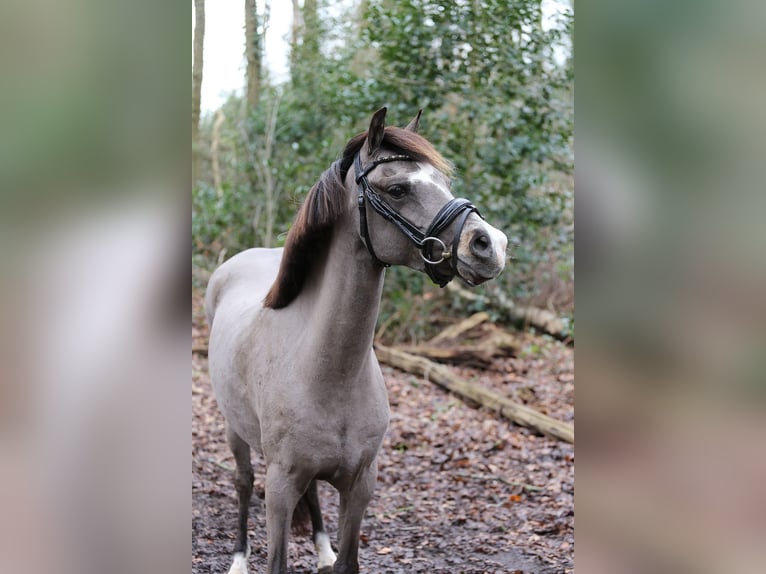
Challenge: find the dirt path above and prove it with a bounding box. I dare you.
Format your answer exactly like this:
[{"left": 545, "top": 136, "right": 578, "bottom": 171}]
[{"left": 192, "top": 291, "right": 573, "bottom": 573}]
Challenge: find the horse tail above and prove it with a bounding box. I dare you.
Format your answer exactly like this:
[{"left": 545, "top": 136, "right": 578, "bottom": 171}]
[
  {"left": 204, "top": 271, "right": 221, "bottom": 327},
  {"left": 291, "top": 493, "right": 312, "bottom": 535}
]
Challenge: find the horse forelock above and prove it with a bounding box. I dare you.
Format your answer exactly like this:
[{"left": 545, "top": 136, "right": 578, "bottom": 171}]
[
  {"left": 264, "top": 125, "right": 451, "bottom": 309},
  {"left": 341, "top": 127, "right": 453, "bottom": 178}
]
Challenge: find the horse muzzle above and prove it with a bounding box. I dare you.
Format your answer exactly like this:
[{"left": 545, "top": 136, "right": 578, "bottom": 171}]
[{"left": 452, "top": 217, "right": 508, "bottom": 286}]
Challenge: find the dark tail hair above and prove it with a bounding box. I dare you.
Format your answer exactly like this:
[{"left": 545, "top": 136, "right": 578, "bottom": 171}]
[{"left": 291, "top": 493, "right": 312, "bottom": 535}]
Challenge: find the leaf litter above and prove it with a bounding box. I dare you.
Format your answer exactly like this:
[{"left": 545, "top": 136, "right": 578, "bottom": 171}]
[{"left": 193, "top": 289, "right": 573, "bottom": 573}]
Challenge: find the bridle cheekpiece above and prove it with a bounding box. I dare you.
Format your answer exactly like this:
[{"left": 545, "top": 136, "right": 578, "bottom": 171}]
[{"left": 354, "top": 152, "right": 482, "bottom": 287}]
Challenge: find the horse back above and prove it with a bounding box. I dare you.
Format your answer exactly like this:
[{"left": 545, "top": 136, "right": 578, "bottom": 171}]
[{"left": 205, "top": 247, "right": 284, "bottom": 327}]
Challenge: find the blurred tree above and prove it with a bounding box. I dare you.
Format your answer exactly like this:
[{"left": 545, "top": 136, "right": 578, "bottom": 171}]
[
  {"left": 193, "top": 0, "right": 574, "bottom": 333},
  {"left": 192, "top": 0, "right": 205, "bottom": 184},
  {"left": 291, "top": 0, "right": 320, "bottom": 78},
  {"left": 291, "top": 0, "right": 304, "bottom": 66},
  {"left": 244, "top": 0, "right": 264, "bottom": 110}
]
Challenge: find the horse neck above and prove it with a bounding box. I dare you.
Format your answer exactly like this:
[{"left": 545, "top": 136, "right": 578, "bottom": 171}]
[{"left": 302, "top": 214, "right": 385, "bottom": 377}]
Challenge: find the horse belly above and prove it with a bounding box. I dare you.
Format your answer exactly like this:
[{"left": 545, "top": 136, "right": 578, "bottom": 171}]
[{"left": 209, "top": 358, "right": 263, "bottom": 451}]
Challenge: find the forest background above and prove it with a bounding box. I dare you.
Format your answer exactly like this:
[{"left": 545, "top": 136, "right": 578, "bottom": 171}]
[{"left": 191, "top": 0, "right": 574, "bottom": 343}]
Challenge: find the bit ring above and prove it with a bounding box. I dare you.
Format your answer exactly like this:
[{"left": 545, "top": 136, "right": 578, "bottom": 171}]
[{"left": 420, "top": 237, "right": 449, "bottom": 265}]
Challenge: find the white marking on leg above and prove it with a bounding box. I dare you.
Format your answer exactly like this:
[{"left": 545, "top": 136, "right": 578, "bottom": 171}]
[
  {"left": 315, "top": 531, "right": 336, "bottom": 570},
  {"left": 227, "top": 545, "right": 250, "bottom": 574}
]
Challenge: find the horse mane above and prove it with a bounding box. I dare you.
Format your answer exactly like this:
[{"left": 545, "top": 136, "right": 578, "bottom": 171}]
[{"left": 263, "top": 126, "right": 452, "bottom": 309}]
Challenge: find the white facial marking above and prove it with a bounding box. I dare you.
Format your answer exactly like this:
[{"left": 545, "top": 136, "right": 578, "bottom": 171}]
[
  {"left": 408, "top": 164, "right": 449, "bottom": 194},
  {"left": 315, "top": 531, "right": 337, "bottom": 569},
  {"left": 227, "top": 551, "right": 249, "bottom": 574}
]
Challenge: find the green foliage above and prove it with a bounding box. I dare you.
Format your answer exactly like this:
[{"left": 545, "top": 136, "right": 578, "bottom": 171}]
[
  {"left": 361, "top": 0, "right": 573, "bottom": 307},
  {"left": 375, "top": 267, "right": 443, "bottom": 345},
  {"left": 192, "top": 179, "right": 256, "bottom": 256},
  {"left": 192, "top": 0, "right": 573, "bottom": 339}
]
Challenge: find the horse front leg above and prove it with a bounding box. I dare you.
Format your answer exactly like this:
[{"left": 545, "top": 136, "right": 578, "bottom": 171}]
[
  {"left": 333, "top": 462, "right": 377, "bottom": 574},
  {"left": 264, "top": 464, "right": 303, "bottom": 574}
]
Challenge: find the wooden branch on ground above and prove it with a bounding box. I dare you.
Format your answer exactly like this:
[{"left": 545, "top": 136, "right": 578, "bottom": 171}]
[
  {"left": 447, "top": 283, "right": 567, "bottom": 339},
  {"left": 375, "top": 344, "right": 574, "bottom": 444},
  {"left": 395, "top": 345, "right": 494, "bottom": 368},
  {"left": 399, "top": 329, "right": 520, "bottom": 368},
  {"left": 429, "top": 312, "right": 490, "bottom": 344},
  {"left": 395, "top": 311, "right": 520, "bottom": 367}
]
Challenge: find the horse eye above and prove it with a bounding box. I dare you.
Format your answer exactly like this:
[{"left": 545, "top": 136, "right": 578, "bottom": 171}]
[{"left": 387, "top": 184, "right": 408, "bottom": 199}]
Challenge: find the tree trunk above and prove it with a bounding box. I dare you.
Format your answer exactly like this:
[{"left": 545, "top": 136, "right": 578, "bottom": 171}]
[
  {"left": 245, "top": 0, "right": 261, "bottom": 110},
  {"left": 192, "top": 0, "right": 205, "bottom": 184},
  {"left": 303, "top": 0, "right": 319, "bottom": 56},
  {"left": 211, "top": 109, "right": 225, "bottom": 198},
  {"left": 290, "top": 0, "right": 303, "bottom": 73},
  {"left": 291, "top": 0, "right": 319, "bottom": 84},
  {"left": 259, "top": 97, "right": 280, "bottom": 247}
]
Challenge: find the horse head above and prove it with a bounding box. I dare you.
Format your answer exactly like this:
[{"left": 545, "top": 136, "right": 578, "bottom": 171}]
[{"left": 349, "top": 106, "right": 507, "bottom": 287}]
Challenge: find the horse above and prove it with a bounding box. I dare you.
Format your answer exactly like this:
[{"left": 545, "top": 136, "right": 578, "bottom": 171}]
[{"left": 205, "top": 107, "right": 507, "bottom": 574}]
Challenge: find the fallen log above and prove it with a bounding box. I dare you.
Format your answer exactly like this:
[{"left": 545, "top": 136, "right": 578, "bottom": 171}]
[
  {"left": 429, "top": 312, "right": 490, "bottom": 345},
  {"left": 375, "top": 344, "right": 574, "bottom": 444},
  {"left": 396, "top": 344, "right": 495, "bottom": 368},
  {"left": 401, "top": 312, "right": 520, "bottom": 367},
  {"left": 447, "top": 283, "right": 567, "bottom": 340},
  {"left": 399, "top": 328, "right": 520, "bottom": 368}
]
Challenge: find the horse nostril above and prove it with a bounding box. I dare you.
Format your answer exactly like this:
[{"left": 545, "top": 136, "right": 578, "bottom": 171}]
[{"left": 470, "top": 233, "right": 492, "bottom": 258}]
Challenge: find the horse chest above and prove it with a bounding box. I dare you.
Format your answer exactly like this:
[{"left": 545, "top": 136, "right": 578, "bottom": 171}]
[
  {"left": 311, "top": 416, "right": 388, "bottom": 484},
  {"left": 258, "top": 373, "right": 389, "bottom": 478}
]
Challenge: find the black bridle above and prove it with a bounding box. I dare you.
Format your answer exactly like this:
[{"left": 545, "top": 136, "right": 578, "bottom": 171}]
[{"left": 354, "top": 152, "right": 481, "bottom": 287}]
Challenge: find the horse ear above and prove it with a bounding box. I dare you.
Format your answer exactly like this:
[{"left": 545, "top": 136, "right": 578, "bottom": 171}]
[
  {"left": 367, "top": 107, "right": 387, "bottom": 155},
  {"left": 404, "top": 109, "right": 422, "bottom": 133}
]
